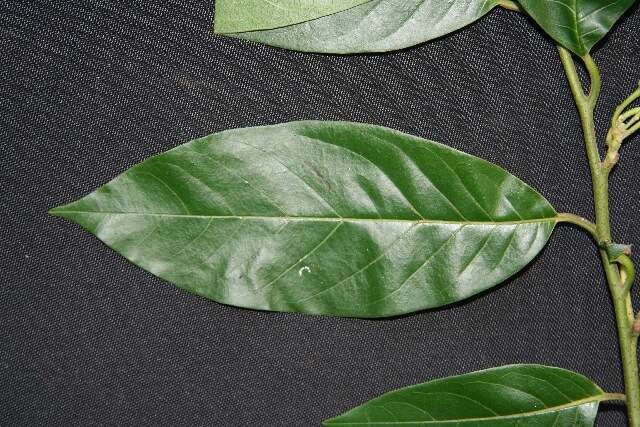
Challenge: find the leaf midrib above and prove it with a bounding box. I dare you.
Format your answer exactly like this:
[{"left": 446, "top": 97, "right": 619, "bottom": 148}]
[
  {"left": 50, "top": 210, "right": 558, "bottom": 226},
  {"left": 540, "top": 0, "right": 584, "bottom": 53},
  {"left": 571, "top": 0, "right": 585, "bottom": 53},
  {"left": 324, "top": 394, "right": 605, "bottom": 425}
]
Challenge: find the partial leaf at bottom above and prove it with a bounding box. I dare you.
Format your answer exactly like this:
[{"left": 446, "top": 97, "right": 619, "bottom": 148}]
[{"left": 323, "top": 365, "right": 606, "bottom": 426}]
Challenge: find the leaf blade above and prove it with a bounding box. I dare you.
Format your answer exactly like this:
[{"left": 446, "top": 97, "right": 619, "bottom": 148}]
[
  {"left": 51, "top": 121, "right": 557, "bottom": 318},
  {"left": 322, "top": 365, "right": 604, "bottom": 426},
  {"left": 213, "top": 0, "right": 373, "bottom": 34},
  {"left": 518, "top": 0, "right": 636, "bottom": 55},
  {"left": 215, "top": 0, "right": 499, "bottom": 54}
]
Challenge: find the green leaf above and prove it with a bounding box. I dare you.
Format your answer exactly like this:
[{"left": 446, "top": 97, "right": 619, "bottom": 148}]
[
  {"left": 50, "top": 121, "right": 557, "bottom": 318},
  {"left": 213, "top": 0, "right": 371, "bottom": 34},
  {"left": 215, "top": 0, "right": 499, "bottom": 54},
  {"left": 518, "top": 0, "right": 637, "bottom": 56},
  {"left": 323, "top": 365, "right": 606, "bottom": 426}
]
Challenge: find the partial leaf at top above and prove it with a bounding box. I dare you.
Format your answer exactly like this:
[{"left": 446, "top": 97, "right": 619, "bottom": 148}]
[
  {"left": 215, "top": 0, "right": 500, "bottom": 54},
  {"left": 323, "top": 364, "right": 606, "bottom": 426},
  {"left": 50, "top": 121, "right": 557, "bottom": 318},
  {"left": 214, "top": 0, "right": 372, "bottom": 34},
  {"left": 518, "top": 0, "right": 637, "bottom": 55}
]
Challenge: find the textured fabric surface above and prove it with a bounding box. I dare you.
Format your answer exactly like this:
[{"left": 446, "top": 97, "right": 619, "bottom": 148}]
[{"left": 2, "top": 1, "right": 639, "bottom": 426}]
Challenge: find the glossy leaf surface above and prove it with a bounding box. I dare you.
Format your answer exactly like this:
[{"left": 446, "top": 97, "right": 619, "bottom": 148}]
[
  {"left": 50, "top": 121, "right": 557, "bottom": 318},
  {"left": 324, "top": 365, "right": 604, "bottom": 426},
  {"left": 215, "top": 0, "right": 499, "bottom": 54},
  {"left": 518, "top": 0, "right": 636, "bottom": 55},
  {"left": 214, "top": 0, "right": 370, "bottom": 33}
]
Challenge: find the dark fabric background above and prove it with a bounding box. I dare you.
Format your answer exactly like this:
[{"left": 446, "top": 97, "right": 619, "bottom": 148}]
[{"left": 2, "top": 1, "right": 640, "bottom": 426}]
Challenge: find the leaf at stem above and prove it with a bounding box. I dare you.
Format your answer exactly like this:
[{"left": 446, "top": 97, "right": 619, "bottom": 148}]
[
  {"left": 323, "top": 365, "right": 606, "bottom": 426},
  {"left": 50, "top": 121, "right": 557, "bottom": 318},
  {"left": 518, "top": 0, "right": 637, "bottom": 56},
  {"left": 214, "top": 0, "right": 499, "bottom": 54}
]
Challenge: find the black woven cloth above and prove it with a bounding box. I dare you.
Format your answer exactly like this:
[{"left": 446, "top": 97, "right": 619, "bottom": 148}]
[{"left": 2, "top": 1, "right": 640, "bottom": 426}]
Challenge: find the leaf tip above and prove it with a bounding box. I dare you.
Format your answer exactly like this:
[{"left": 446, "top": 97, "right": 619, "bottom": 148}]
[
  {"left": 48, "top": 207, "right": 63, "bottom": 217},
  {"left": 48, "top": 203, "right": 73, "bottom": 218}
]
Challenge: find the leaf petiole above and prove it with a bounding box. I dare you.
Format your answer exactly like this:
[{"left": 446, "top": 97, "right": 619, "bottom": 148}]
[
  {"left": 606, "top": 393, "right": 630, "bottom": 401},
  {"left": 557, "top": 212, "right": 598, "bottom": 241},
  {"left": 612, "top": 83, "right": 640, "bottom": 127},
  {"left": 497, "top": 0, "right": 522, "bottom": 12},
  {"left": 620, "top": 107, "right": 640, "bottom": 123}
]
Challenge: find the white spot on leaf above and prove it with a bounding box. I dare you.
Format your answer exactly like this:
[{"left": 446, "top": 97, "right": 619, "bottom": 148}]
[{"left": 298, "top": 266, "right": 311, "bottom": 276}]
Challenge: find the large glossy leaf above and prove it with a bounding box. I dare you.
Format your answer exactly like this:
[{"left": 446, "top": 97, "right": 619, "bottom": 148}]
[
  {"left": 214, "top": 0, "right": 371, "bottom": 34},
  {"left": 323, "top": 365, "right": 606, "bottom": 426},
  {"left": 518, "top": 0, "right": 637, "bottom": 55},
  {"left": 50, "top": 121, "right": 557, "bottom": 318},
  {"left": 214, "top": 0, "right": 499, "bottom": 54}
]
